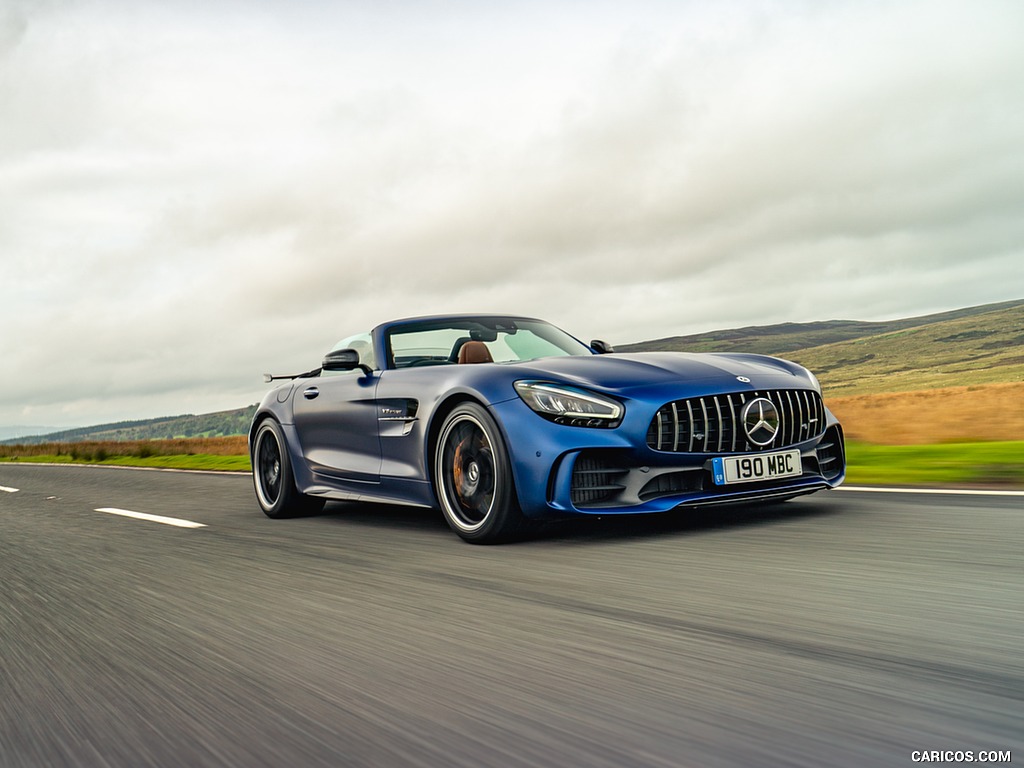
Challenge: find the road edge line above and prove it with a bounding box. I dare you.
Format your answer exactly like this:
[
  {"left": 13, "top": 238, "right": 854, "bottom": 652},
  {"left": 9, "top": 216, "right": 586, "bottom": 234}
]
[{"left": 837, "top": 485, "right": 1024, "bottom": 497}]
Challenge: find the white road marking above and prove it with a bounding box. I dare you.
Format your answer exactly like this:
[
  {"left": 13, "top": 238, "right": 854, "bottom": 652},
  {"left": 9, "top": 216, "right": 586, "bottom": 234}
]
[
  {"left": 838, "top": 486, "right": 1024, "bottom": 498},
  {"left": 0, "top": 485, "right": 19, "bottom": 493},
  {"left": 95, "top": 507, "right": 207, "bottom": 528}
]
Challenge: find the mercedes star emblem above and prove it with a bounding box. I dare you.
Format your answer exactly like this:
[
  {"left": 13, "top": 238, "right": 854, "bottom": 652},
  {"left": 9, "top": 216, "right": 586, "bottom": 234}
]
[{"left": 742, "top": 398, "right": 780, "bottom": 447}]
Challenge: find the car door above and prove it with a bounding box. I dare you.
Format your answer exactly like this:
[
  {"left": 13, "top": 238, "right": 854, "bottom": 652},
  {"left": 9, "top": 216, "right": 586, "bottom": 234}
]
[{"left": 291, "top": 371, "right": 381, "bottom": 484}]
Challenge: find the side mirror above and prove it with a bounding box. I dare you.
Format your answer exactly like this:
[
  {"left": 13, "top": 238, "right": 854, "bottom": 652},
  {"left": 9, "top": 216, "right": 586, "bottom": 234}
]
[
  {"left": 322, "top": 349, "right": 373, "bottom": 375},
  {"left": 591, "top": 339, "right": 615, "bottom": 354}
]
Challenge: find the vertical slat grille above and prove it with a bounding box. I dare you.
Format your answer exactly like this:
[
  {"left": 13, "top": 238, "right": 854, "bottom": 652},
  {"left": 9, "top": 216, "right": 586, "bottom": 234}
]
[
  {"left": 699, "top": 398, "right": 709, "bottom": 452},
  {"left": 713, "top": 397, "right": 724, "bottom": 453},
  {"left": 686, "top": 400, "right": 695, "bottom": 452},
  {"left": 671, "top": 402, "right": 680, "bottom": 452},
  {"left": 646, "top": 389, "right": 826, "bottom": 454}
]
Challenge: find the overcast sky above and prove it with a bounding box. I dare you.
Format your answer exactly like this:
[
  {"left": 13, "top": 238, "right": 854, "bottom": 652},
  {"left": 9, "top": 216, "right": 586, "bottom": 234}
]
[{"left": 2, "top": 0, "right": 1022, "bottom": 429}]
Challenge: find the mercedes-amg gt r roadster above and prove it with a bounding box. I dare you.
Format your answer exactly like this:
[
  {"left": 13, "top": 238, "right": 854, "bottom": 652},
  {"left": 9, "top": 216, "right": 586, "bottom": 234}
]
[{"left": 250, "top": 314, "right": 845, "bottom": 543}]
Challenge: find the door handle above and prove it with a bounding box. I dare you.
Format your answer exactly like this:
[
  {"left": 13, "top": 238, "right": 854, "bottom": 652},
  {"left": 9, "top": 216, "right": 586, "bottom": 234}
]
[{"left": 303, "top": 387, "right": 320, "bottom": 400}]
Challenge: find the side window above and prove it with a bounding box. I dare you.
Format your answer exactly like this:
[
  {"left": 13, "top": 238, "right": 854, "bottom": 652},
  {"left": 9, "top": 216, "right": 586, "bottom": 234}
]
[{"left": 324, "top": 332, "right": 376, "bottom": 377}]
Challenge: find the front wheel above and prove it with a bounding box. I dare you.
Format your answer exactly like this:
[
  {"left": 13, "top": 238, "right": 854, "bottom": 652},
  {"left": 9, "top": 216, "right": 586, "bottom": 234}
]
[
  {"left": 252, "top": 419, "right": 325, "bottom": 519},
  {"left": 434, "top": 403, "right": 525, "bottom": 544}
]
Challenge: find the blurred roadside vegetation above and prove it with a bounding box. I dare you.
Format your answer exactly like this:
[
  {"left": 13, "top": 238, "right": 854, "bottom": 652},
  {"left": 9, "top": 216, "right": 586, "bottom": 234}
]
[
  {"left": 0, "top": 437, "right": 249, "bottom": 471},
  {"left": 845, "top": 441, "right": 1024, "bottom": 487}
]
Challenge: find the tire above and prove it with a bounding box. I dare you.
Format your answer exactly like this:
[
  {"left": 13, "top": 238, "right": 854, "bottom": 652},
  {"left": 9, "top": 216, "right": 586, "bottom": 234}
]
[
  {"left": 252, "top": 419, "right": 325, "bottom": 519},
  {"left": 434, "top": 402, "right": 525, "bottom": 544}
]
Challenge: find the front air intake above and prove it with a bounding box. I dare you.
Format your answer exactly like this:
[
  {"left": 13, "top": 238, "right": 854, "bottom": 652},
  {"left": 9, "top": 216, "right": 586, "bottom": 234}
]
[{"left": 570, "top": 453, "right": 628, "bottom": 507}]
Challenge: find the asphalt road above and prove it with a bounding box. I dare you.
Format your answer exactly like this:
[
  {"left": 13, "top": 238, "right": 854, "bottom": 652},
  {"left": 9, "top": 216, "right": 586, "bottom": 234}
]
[{"left": 1, "top": 464, "right": 1021, "bottom": 768}]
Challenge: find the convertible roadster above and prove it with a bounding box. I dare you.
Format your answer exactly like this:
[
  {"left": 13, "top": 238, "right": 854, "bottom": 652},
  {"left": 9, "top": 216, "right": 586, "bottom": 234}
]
[{"left": 250, "top": 314, "right": 845, "bottom": 543}]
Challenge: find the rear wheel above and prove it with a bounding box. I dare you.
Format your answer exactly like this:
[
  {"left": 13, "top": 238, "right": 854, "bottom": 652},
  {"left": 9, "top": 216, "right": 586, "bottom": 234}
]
[
  {"left": 252, "top": 419, "right": 325, "bottom": 519},
  {"left": 434, "top": 403, "right": 525, "bottom": 544}
]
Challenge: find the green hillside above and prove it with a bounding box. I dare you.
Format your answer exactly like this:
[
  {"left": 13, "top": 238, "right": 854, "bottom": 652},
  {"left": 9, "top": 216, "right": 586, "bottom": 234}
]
[
  {"left": 621, "top": 299, "right": 1024, "bottom": 397},
  {"left": 620, "top": 299, "right": 1024, "bottom": 356},
  {"left": 4, "top": 406, "right": 258, "bottom": 445},
  {"left": 788, "top": 304, "right": 1024, "bottom": 396}
]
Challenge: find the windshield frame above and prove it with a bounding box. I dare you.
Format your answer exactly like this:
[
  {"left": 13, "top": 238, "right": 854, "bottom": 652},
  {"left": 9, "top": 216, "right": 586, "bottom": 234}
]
[{"left": 379, "top": 316, "right": 594, "bottom": 371}]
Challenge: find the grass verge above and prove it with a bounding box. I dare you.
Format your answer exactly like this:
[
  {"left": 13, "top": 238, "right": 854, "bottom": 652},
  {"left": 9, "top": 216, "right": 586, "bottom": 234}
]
[
  {"left": 845, "top": 440, "right": 1024, "bottom": 487},
  {"left": 0, "top": 453, "right": 251, "bottom": 472},
  {"left": 3, "top": 440, "right": 1022, "bottom": 488}
]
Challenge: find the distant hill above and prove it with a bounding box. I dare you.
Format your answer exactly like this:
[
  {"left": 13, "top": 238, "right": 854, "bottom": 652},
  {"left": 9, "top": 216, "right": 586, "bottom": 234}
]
[
  {"left": 0, "top": 425, "right": 64, "bottom": 441},
  {"left": 3, "top": 406, "right": 258, "bottom": 445},
  {"left": 620, "top": 299, "right": 1024, "bottom": 397},
  {"left": 620, "top": 299, "right": 1024, "bottom": 356}
]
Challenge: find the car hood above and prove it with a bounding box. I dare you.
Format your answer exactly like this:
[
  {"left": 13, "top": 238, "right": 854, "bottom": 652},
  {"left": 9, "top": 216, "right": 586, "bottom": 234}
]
[{"left": 509, "top": 352, "right": 815, "bottom": 395}]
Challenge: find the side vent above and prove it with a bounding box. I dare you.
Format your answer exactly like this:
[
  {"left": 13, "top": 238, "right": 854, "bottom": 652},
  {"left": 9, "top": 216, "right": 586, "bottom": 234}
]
[{"left": 815, "top": 425, "right": 846, "bottom": 481}]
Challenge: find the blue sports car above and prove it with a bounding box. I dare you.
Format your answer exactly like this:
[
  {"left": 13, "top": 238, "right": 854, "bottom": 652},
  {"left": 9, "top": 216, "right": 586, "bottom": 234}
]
[{"left": 250, "top": 314, "right": 845, "bottom": 543}]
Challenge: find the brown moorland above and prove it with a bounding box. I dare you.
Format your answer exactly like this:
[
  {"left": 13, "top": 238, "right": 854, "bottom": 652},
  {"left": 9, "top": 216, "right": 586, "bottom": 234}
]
[
  {"left": 1, "top": 387, "right": 1020, "bottom": 462},
  {"left": 825, "top": 382, "right": 1024, "bottom": 445},
  {"left": 0, "top": 436, "right": 247, "bottom": 461}
]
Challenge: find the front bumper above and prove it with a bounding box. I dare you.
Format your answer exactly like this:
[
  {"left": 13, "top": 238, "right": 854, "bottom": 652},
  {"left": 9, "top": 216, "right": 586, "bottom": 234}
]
[{"left": 490, "top": 397, "right": 845, "bottom": 518}]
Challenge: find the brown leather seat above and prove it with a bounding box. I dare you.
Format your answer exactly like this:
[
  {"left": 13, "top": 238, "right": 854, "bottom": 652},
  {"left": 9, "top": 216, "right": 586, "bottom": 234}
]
[{"left": 458, "top": 340, "right": 493, "bottom": 364}]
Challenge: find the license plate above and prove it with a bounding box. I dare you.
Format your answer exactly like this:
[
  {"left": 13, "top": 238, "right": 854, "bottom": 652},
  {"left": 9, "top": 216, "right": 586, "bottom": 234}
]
[{"left": 712, "top": 450, "right": 802, "bottom": 486}]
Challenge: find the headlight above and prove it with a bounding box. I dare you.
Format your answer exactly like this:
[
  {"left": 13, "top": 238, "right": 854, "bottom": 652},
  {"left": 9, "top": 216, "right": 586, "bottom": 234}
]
[{"left": 514, "top": 381, "right": 623, "bottom": 427}]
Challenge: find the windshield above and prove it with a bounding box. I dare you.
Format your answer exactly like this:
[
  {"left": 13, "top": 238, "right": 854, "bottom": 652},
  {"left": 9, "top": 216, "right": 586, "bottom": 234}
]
[{"left": 386, "top": 317, "right": 592, "bottom": 369}]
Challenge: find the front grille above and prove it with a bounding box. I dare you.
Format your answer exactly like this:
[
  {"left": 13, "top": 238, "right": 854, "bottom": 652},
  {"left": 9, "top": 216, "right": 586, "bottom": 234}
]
[{"left": 646, "top": 389, "right": 825, "bottom": 454}]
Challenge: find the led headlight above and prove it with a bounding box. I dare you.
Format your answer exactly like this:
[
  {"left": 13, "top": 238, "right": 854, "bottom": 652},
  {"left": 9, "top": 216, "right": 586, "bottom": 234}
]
[{"left": 514, "top": 381, "right": 623, "bottom": 427}]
